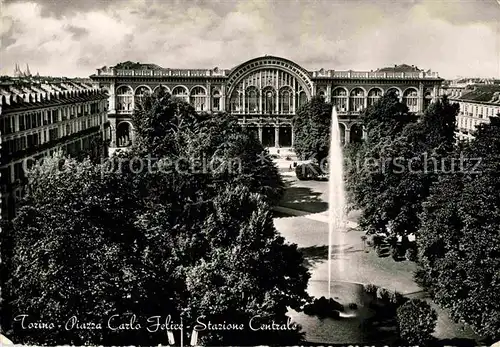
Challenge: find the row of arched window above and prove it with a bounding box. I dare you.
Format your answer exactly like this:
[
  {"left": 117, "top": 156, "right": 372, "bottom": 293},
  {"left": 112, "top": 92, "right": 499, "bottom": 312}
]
[
  {"left": 229, "top": 87, "right": 308, "bottom": 114},
  {"left": 115, "top": 85, "right": 428, "bottom": 114},
  {"left": 325, "top": 87, "right": 422, "bottom": 112},
  {"left": 115, "top": 85, "right": 219, "bottom": 112}
]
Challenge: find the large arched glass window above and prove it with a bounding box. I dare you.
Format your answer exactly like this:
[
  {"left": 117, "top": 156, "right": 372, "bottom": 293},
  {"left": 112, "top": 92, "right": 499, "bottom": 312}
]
[
  {"left": 154, "top": 85, "right": 170, "bottom": 96},
  {"left": 230, "top": 90, "right": 243, "bottom": 113},
  {"left": 318, "top": 89, "right": 326, "bottom": 100},
  {"left": 349, "top": 88, "right": 365, "bottom": 112},
  {"left": 116, "top": 86, "right": 133, "bottom": 111},
  {"left": 339, "top": 123, "right": 346, "bottom": 145},
  {"left": 279, "top": 87, "right": 292, "bottom": 114},
  {"left": 245, "top": 87, "right": 259, "bottom": 113},
  {"left": 350, "top": 124, "right": 363, "bottom": 143},
  {"left": 298, "top": 91, "right": 307, "bottom": 110},
  {"left": 190, "top": 86, "right": 207, "bottom": 111},
  {"left": 332, "top": 88, "right": 348, "bottom": 111},
  {"left": 172, "top": 86, "right": 189, "bottom": 102},
  {"left": 134, "top": 86, "right": 151, "bottom": 108},
  {"left": 262, "top": 87, "right": 276, "bottom": 114},
  {"left": 424, "top": 91, "right": 432, "bottom": 110},
  {"left": 386, "top": 87, "right": 401, "bottom": 99},
  {"left": 367, "top": 88, "right": 383, "bottom": 107},
  {"left": 403, "top": 88, "right": 419, "bottom": 112},
  {"left": 116, "top": 122, "right": 132, "bottom": 147}
]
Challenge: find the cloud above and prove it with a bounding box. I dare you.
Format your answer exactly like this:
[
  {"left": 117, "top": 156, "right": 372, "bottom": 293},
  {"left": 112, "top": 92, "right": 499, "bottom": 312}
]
[{"left": 1, "top": 0, "right": 499, "bottom": 78}]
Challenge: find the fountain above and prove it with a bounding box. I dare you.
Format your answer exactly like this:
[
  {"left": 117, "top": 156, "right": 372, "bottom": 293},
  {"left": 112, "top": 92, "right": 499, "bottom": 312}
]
[
  {"left": 283, "top": 106, "right": 386, "bottom": 344},
  {"left": 327, "top": 105, "right": 347, "bottom": 298},
  {"left": 282, "top": 106, "right": 400, "bottom": 344}
]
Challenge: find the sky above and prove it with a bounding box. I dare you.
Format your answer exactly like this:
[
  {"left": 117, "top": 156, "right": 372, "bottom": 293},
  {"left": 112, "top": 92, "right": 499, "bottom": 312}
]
[{"left": 1, "top": 0, "right": 500, "bottom": 78}]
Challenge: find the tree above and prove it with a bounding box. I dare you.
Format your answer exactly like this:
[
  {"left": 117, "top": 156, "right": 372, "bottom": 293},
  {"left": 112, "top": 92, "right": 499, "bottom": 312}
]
[
  {"left": 191, "top": 114, "right": 284, "bottom": 205},
  {"left": 4, "top": 90, "right": 299, "bottom": 345},
  {"left": 74, "top": 135, "right": 109, "bottom": 163},
  {"left": 397, "top": 299, "right": 437, "bottom": 345},
  {"left": 417, "top": 117, "right": 500, "bottom": 341},
  {"left": 347, "top": 95, "right": 458, "bottom": 240},
  {"left": 131, "top": 91, "right": 284, "bottom": 205},
  {"left": 131, "top": 88, "right": 206, "bottom": 158},
  {"left": 292, "top": 96, "right": 332, "bottom": 162},
  {"left": 346, "top": 92, "right": 415, "bottom": 234},
  {"left": 380, "top": 96, "right": 457, "bottom": 239},
  {"left": 7, "top": 154, "right": 309, "bottom": 346},
  {"left": 7, "top": 157, "right": 148, "bottom": 345},
  {"left": 361, "top": 90, "right": 416, "bottom": 145}
]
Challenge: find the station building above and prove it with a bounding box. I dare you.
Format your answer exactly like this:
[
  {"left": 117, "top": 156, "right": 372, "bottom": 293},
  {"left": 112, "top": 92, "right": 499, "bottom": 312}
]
[{"left": 91, "top": 56, "right": 443, "bottom": 149}]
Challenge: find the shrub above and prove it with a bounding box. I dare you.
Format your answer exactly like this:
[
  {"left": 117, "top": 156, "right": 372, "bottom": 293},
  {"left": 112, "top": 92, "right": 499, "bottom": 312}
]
[
  {"left": 363, "top": 283, "right": 378, "bottom": 296},
  {"left": 376, "top": 287, "right": 390, "bottom": 301},
  {"left": 372, "top": 234, "right": 385, "bottom": 248},
  {"left": 391, "top": 246, "right": 401, "bottom": 260},
  {"left": 308, "top": 163, "right": 322, "bottom": 179},
  {"left": 413, "top": 269, "right": 435, "bottom": 297},
  {"left": 295, "top": 164, "right": 308, "bottom": 180},
  {"left": 285, "top": 156, "right": 292, "bottom": 161},
  {"left": 387, "top": 291, "right": 407, "bottom": 306},
  {"left": 302, "top": 296, "right": 344, "bottom": 319},
  {"left": 405, "top": 247, "right": 418, "bottom": 262},
  {"left": 376, "top": 247, "right": 385, "bottom": 257},
  {"left": 295, "top": 163, "right": 321, "bottom": 181},
  {"left": 386, "top": 236, "right": 398, "bottom": 247},
  {"left": 397, "top": 299, "right": 438, "bottom": 345},
  {"left": 387, "top": 290, "right": 397, "bottom": 304}
]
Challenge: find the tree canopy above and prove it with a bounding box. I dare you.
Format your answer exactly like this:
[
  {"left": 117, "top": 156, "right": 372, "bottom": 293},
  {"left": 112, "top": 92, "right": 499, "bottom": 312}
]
[
  {"left": 5, "top": 92, "right": 306, "bottom": 345},
  {"left": 345, "top": 92, "right": 415, "bottom": 235},
  {"left": 131, "top": 89, "right": 284, "bottom": 205},
  {"left": 417, "top": 117, "right": 500, "bottom": 341},
  {"left": 292, "top": 96, "right": 332, "bottom": 162},
  {"left": 346, "top": 94, "right": 457, "bottom": 240}
]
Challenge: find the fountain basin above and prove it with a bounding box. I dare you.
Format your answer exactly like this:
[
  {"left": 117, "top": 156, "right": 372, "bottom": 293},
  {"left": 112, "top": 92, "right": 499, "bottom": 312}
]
[{"left": 288, "top": 280, "right": 399, "bottom": 344}]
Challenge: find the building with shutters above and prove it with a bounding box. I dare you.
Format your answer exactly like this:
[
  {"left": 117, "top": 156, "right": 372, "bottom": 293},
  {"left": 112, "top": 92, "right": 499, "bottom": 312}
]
[{"left": 0, "top": 80, "right": 109, "bottom": 219}]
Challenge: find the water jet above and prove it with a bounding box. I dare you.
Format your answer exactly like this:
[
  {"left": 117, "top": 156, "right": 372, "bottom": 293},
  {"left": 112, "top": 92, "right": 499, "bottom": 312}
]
[{"left": 327, "top": 106, "right": 347, "bottom": 298}]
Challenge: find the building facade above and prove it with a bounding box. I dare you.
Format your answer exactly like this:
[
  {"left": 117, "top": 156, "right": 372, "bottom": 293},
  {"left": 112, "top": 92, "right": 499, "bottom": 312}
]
[
  {"left": 441, "top": 83, "right": 500, "bottom": 140},
  {"left": 0, "top": 81, "right": 109, "bottom": 219},
  {"left": 91, "top": 56, "right": 443, "bottom": 148}
]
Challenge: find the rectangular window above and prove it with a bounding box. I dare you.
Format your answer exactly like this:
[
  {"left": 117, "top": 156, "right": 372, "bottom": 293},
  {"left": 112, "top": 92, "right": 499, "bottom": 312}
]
[
  {"left": 1, "top": 167, "right": 11, "bottom": 185},
  {"left": 14, "top": 162, "right": 25, "bottom": 181},
  {"left": 213, "top": 97, "right": 220, "bottom": 111},
  {"left": 19, "top": 115, "right": 25, "bottom": 131}
]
